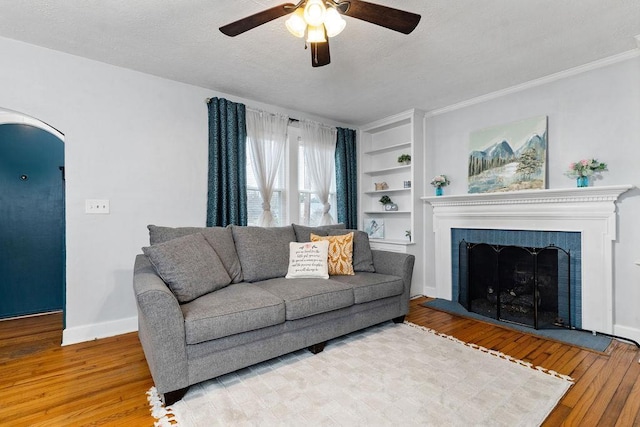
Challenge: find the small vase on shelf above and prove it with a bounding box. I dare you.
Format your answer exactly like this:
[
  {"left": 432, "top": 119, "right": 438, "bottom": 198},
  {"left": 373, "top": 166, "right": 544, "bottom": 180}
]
[
  {"left": 576, "top": 176, "right": 589, "bottom": 188},
  {"left": 435, "top": 187, "right": 444, "bottom": 196}
]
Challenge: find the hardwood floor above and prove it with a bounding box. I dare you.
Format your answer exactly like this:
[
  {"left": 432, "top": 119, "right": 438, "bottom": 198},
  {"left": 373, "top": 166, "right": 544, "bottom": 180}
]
[{"left": 2, "top": 298, "right": 639, "bottom": 426}]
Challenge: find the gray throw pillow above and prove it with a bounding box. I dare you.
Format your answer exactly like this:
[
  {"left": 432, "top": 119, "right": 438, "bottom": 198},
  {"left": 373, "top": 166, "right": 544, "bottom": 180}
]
[
  {"left": 232, "top": 225, "right": 297, "bottom": 282},
  {"left": 327, "top": 229, "right": 376, "bottom": 272},
  {"left": 142, "top": 233, "right": 232, "bottom": 303},
  {"left": 292, "top": 223, "right": 346, "bottom": 243},
  {"left": 147, "top": 224, "right": 243, "bottom": 283}
]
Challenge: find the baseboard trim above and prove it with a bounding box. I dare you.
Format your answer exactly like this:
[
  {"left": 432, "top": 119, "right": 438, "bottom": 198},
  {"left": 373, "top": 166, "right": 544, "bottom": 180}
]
[
  {"left": 62, "top": 316, "right": 138, "bottom": 346},
  {"left": 613, "top": 324, "right": 640, "bottom": 346},
  {"left": 423, "top": 286, "right": 437, "bottom": 298}
]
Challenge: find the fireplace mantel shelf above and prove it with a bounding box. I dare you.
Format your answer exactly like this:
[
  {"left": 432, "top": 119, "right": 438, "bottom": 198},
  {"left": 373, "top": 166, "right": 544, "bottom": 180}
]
[{"left": 421, "top": 185, "right": 634, "bottom": 206}]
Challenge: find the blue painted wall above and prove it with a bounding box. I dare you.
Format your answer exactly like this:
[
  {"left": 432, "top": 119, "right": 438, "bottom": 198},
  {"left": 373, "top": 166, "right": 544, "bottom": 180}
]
[{"left": 0, "top": 124, "right": 64, "bottom": 318}]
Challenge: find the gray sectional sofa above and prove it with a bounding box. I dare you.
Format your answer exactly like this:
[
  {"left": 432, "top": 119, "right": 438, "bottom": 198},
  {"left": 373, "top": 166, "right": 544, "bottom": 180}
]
[{"left": 133, "top": 223, "right": 415, "bottom": 405}]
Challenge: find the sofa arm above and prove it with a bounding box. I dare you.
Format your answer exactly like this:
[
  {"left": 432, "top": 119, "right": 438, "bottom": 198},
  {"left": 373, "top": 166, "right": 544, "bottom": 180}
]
[
  {"left": 133, "top": 254, "right": 189, "bottom": 394},
  {"left": 371, "top": 250, "right": 415, "bottom": 315}
]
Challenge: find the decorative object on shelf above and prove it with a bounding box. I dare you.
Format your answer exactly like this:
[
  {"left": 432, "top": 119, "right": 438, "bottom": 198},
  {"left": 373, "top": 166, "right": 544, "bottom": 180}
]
[
  {"left": 430, "top": 175, "right": 450, "bottom": 196},
  {"left": 565, "top": 159, "right": 607, "bottom": 188},
  {"left": 468, "top": 116, "right": 548, "bottom": 193},
  {"left": 364, "top": 218, "right": 384, "bottom": 239},
  {"left": 405, "top": 230, "right": 412, "bottom": 242},
  {"left": 374, "top": 182, "right": 389, "bottom": 191},
  {"left": 379, "top": 195, "right": 393, "bottom": 207},
  {"left": 403, "top": 180, "right": 411, "bottom": 188},
  {"left": 384, "top": 203, "right": 398, "bottom": 211},
  {"left": 397, "top": 154, "right": 411, "bottom": 165}
]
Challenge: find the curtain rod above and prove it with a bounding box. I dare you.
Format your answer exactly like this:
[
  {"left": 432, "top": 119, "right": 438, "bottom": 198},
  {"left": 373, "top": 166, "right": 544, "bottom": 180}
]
[{"left": 205, "top": 98, "right": 328, "bottom": 127}]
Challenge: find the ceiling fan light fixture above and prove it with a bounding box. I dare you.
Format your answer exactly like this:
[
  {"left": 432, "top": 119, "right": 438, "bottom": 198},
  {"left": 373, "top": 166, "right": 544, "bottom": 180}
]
[
  {"left": 285, "top": 8, "right": 306, "bottom": 38},
  {"left": 304, "top": 0, "right": 326, "bottom": 27},
  {"left": 306, "top": 25, "right": 327, "bottom": 43},
  {"left": 324, "top": 7, "right": 346, "bottom": 37}
]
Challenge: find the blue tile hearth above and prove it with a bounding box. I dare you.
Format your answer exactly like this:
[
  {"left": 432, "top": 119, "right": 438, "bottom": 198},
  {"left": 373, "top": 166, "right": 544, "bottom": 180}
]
[{"left": 422, "top": 298, "right": 610, "bottom": 352}]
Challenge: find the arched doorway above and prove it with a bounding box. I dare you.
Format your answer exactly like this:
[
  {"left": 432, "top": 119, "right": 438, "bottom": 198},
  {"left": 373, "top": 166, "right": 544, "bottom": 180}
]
[{"left": 0, "top": 111, "right": 65, "bottom": 319}]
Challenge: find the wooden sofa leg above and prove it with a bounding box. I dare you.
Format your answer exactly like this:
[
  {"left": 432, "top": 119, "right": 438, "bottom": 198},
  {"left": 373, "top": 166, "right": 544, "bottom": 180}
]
[
  {"left": 392, "top": 315, "right": 406, "bottom": 324},
  {"left": 163, "top": 387, "right": 189, "bottom": 406},
  {"left": 308, "top": 342, "right": 326, "bottom": 354}
]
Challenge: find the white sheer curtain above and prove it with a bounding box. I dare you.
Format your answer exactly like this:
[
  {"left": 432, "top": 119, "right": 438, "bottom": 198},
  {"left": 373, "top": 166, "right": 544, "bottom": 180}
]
[
  {"left": 246, "top": 109, "right": 289, "bottom": 227},
  {"left": 301, "top": 120, "right": 337, "bottom": 225}
]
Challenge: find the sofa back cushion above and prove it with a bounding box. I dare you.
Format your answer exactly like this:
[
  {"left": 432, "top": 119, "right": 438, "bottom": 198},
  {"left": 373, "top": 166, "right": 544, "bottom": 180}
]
[
  {"left": 147, "top": 224, "right": 243, "bottom": 283},
  {"left": 232, "top": 225, "right": 297, "bottom": 282},
  {"left": 142, "top": 233, "right": 232, "bottom": 303},
  {"left": 326, "top": 229, "right": 376, "bottom": 273},
  {"left": 292, "top": 223, "right": 346, "bottom": 243}
]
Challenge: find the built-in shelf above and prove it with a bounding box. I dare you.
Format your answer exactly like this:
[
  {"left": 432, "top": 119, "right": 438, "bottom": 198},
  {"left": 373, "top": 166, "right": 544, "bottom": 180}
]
[
  {"left": 364, "top": 188, "right": 411, "bottom": 195},
  {"left": 370, "top": 239, "right": 415, "bottom": 246},
  {"left": 359, "top": 109, "right": 425, "bottom": 295},
  {"left": 363, "top": 141, "right": 411, "bottom": 156},
  {"left": 363, "top": 164, "right": 411, "bottom": 176},
  {"left": 363, "top": 210, "right": 411, "bottom": 215}
]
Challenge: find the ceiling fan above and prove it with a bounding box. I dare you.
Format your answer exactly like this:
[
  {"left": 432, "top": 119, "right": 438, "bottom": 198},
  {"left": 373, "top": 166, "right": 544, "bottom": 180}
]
[{"left": 219, "top": 0, "right": 421, "bottom": 67}]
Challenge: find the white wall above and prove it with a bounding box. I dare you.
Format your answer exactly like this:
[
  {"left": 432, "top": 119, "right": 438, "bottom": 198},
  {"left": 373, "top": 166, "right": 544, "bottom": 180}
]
[
  {"left": 422, "top": 53, "right": 640, "bottom": 342},
  {"left": 0, "top": 36, "right": 349, "bottom": 344}
]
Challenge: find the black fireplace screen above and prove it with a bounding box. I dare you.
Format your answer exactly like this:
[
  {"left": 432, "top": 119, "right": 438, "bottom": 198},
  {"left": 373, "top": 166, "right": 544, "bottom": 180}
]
[{"left": 459, "top": 241, "right": 571, "bottom": 329}]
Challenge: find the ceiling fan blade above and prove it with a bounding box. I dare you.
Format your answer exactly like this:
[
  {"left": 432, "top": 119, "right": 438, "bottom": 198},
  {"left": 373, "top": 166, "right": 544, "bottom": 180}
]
[
  {"left": 220, "top": 3, "right": 296, "bottom": 37},
  {"left": 342, "top": 0, "right": 421, "bottom": 34},
  {"left": 311, "top": 39, "right": 331, "bottom": 67}
]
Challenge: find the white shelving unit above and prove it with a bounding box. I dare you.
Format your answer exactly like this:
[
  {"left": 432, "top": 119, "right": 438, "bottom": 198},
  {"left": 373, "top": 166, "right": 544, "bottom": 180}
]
[
  {"left": 359, "top": 109, "right": 425, "bottom": 295},
  {"left": 359, "top": 109, "right": 424, "bottom": 246}
]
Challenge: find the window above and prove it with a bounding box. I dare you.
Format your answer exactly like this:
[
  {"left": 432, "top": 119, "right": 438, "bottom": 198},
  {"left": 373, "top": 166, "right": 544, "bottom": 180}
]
[
  {"left": 297, "top": 140, "right": 337, "bottom": 226},
  {"left": 246, "top": 151, "right": 286, "bottom": 226},
  {"left": 246, "top": 124, "right": 336, "bottom": 227}
]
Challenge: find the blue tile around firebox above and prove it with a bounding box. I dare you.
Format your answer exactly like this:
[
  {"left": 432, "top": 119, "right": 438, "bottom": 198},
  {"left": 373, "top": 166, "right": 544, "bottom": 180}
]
[{"left": 451, "top": 228, "right": 582, "bottom": 328}]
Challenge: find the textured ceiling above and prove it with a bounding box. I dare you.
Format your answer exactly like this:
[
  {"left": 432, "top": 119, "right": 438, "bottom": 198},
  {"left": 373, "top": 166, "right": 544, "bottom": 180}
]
[{"left": 0, "top": 1, "right": 638, "bottom": 125}]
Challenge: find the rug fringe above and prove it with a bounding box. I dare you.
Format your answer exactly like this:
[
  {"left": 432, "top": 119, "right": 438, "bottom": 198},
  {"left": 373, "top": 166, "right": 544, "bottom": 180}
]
[
  {"left": 403, "top": 321, "right": 575, "bottom": 383},
  {"left": 147, "top": 386, "right": 179, "bottom": 426}
]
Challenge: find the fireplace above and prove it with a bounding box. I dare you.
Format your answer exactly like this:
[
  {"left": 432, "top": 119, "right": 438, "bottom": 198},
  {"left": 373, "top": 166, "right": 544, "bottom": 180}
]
[
  {"left": 459, "top": 241, "right": 571, "bottom": 329},
  {"left": 422, "top": 185, "right": 632, "bottom": 334}
]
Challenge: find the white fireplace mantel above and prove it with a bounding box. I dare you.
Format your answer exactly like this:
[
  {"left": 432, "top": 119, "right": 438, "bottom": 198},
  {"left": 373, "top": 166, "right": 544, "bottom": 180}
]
[{"left": 421, "top": 185, "right": 634, "bottom": 334}]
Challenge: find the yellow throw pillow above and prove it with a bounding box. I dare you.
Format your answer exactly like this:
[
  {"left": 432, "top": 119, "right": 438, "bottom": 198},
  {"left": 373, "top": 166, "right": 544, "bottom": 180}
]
[{"left": 310, "top": 232, "right": 355, "bottom": 276}]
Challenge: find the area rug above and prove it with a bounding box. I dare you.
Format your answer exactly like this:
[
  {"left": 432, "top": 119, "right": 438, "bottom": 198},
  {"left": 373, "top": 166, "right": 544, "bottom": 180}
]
[
  {"left": 422, "top": 298, "right": 611, "bottom": 352},
  {"left": 148, "top": 322, "right": 573, "bottom": 426}
]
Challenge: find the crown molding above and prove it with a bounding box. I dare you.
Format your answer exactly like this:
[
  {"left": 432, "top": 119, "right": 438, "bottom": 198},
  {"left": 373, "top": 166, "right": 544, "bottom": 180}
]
[{"left": 425, "top": 48, "right": 640, "bottom": 118}]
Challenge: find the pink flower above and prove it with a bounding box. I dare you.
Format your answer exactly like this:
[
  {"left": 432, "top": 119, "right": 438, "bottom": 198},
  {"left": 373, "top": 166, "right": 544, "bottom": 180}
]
[
  {"left": 580, "top": 159, "right": 589, "bottom": 166},
  {"left": 569, "top": 162, "right": 576, "bottom": 170}
]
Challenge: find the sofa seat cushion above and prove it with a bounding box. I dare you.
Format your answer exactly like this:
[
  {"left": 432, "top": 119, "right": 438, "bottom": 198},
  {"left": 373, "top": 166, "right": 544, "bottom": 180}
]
[
  {"left": 329, "top": 272, "right": 404, "bottom": 304},
  {"left": 256, "top": 277, "right": 354, "bottom": 320},
  {"left": 181, "top": 283, "right": 285, "bottom": 345}
]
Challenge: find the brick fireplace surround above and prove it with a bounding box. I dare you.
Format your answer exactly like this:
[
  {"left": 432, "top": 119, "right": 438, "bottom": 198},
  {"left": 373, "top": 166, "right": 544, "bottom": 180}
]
[{"left": 422, "top": 185, "right": 632, "bottom": 334}]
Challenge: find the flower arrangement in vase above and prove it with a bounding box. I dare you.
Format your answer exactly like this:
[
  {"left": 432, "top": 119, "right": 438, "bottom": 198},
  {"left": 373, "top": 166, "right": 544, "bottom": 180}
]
[
  {"left": 565, "top": 159, "right": 607, "bottom": 187},
  {"left": 430, "top": 175, "right": 450, "bottom": 196}
]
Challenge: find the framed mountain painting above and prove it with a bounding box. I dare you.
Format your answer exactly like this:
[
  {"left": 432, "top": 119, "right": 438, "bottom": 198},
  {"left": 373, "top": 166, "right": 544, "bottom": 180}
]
[{"left": 468, "top": 116, "right": 548, "bottom": 193}]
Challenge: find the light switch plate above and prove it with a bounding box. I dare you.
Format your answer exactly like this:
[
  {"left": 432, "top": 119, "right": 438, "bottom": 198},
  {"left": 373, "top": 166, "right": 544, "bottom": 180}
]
[{"left": 85, "top": 199, "right": 110, "bottom": 214}]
